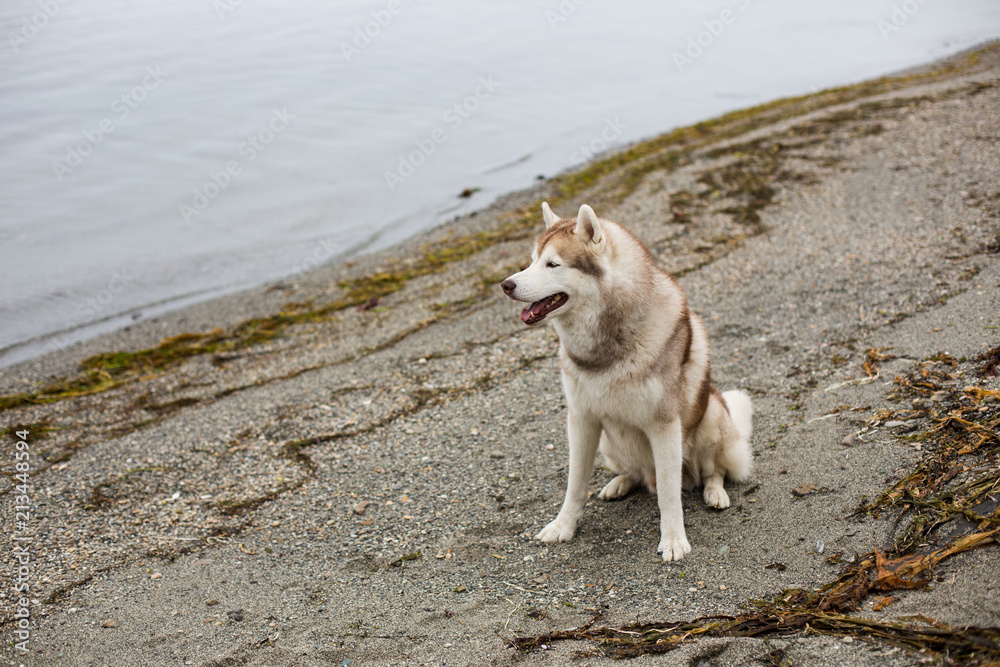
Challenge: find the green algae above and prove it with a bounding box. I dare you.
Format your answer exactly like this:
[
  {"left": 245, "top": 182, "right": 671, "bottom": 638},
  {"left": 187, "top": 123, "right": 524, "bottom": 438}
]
[
  {"left": 3, "top": 43, "right": 997, "bottom": 415},
  {"left": 0, "top": 420, "right": 59, "bottom": 440}
]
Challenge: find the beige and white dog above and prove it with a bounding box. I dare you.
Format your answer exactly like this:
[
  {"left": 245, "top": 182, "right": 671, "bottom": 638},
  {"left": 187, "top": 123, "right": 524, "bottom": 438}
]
[{"left": 501, "top": 203, "right": 752, "bottom": 561}]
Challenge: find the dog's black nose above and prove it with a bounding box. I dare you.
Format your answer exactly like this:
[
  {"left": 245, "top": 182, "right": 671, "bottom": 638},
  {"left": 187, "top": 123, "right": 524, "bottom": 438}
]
[{"left": 501, "top": 279, "right": 516, "bottom": 295}]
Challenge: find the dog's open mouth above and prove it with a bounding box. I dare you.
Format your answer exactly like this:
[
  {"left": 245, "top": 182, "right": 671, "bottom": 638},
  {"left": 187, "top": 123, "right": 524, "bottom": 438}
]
[{"left": 520, "top": 293, "right": 568, "bottom": 325}]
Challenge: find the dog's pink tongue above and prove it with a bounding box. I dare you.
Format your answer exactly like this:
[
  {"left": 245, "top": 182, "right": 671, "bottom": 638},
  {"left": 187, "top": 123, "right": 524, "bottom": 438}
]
[
  {"left": 520, "top": 294, "right": 565, "bottom": 325},
  {"left": 520, "top": 299, "right": 548, "bottom": 324}
]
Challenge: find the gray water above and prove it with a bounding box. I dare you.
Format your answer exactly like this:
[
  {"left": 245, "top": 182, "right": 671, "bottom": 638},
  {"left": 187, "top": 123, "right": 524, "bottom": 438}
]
[{"left": 1, "top": 0, "right": 998, "bottom": 366}]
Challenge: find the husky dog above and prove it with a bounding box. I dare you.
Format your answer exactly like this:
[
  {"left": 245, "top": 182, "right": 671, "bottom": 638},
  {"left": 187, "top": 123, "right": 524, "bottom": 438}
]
[{"left": 500, "top": 203, "right": 752, "bottom": 561}]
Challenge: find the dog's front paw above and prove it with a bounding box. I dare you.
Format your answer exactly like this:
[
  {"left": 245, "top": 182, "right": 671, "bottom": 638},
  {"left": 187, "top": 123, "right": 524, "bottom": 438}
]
[
  {"left": 656, "top": 533, "right": 691, "bottom": 562},
  {"left": 703, "top": 486, "right": 730, "bottom": 509},
  {"left": 535, "top": 515, "right": 577, "bottom": 543}
]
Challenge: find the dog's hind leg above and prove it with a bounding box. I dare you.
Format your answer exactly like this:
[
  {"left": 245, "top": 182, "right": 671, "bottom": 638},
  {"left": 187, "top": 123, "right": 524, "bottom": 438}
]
[
  {"left": 597, "top": 427, "right": 644, "bottom": 500},
  {"left": 702, "top": 469, "right": 730, "bottom": 509},
  {"left": 598, "top": 474, "right": 637, "bottom": 500},
  {"left": 696, "top": 390, "right": 752, "bottom": 509},
  {"left": 696, "top": 433, "right": 729, "bottom": 508}
]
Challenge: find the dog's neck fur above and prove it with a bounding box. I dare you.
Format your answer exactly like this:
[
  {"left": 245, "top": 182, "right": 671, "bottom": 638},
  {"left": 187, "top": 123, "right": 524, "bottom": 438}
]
[{"left": 552, "top": 223, "right": 682, "bottom": 374}]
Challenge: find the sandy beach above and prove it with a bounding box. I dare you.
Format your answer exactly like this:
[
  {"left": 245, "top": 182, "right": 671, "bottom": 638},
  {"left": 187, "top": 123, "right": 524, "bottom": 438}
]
[{"left": 2, "top": 43, "right": 1000, "bottom": 666}]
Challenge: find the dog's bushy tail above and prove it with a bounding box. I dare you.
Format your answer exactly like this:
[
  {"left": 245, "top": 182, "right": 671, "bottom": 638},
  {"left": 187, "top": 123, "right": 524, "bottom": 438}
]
[
  {"left": 723, "top": 390, "right": 753, "bottom": 442},
  {"left": 721, "top": 390, "right": 753, "bottom": 481}
]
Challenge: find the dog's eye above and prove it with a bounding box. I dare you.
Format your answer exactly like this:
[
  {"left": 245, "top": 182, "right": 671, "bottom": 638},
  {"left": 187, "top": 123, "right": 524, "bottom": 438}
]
[{"left": 546, "top": 262, "right": 560, "bottom": 268}]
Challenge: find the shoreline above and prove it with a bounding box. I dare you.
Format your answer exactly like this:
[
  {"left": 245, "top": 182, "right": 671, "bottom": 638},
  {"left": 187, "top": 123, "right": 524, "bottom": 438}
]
[
  {"left": 1, "top": 41, "right": 995, "bottom": 381},
  {"left": 2, "top": 42, "right": 999, "bottom": 666}
]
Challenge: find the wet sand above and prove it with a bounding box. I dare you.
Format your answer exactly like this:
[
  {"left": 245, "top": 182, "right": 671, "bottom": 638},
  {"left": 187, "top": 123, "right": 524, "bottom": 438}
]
[{"left": 2, "top": 42, "right": 999, "bottom": 666}]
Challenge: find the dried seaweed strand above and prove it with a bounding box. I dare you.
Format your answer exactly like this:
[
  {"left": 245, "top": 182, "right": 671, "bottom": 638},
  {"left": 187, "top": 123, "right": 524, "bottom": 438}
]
[{"left": 515, "top": 348, "right": 1000, "bottom": 662}]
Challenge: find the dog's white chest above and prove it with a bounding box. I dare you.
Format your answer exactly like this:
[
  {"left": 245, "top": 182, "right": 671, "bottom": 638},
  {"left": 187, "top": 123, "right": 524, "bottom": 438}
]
[{"left": 562, "top": 368, "right": 662, "bottom": 424}]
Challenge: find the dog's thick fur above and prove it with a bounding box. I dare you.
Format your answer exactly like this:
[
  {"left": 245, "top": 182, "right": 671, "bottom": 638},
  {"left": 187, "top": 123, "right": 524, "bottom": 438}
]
[{"left": 501, "top": 203, "right": 752, "bottom": 561}]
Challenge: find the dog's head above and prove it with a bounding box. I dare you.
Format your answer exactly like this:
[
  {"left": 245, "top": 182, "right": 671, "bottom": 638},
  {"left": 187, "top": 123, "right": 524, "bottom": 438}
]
[{"left": 500, "top": 203, "right": 608, "bottom": 326}]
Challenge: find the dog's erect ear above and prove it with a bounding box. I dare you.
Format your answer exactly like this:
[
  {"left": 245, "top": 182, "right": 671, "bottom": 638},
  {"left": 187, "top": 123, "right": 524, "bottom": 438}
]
[
  {"left": 575, "top": 204, "right": 605, "bottom": 247},
  {"left": 541, "top": 202, "right": 560, "bottom": 229}
]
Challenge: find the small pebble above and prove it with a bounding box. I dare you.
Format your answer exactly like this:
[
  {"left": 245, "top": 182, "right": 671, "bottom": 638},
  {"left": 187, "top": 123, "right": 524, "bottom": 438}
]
[
  {"left": 206, "top": 599, "right": 220, "bottom": 606},
  {"left": 489, "top": 450, "right": 505, "bottom": 459},
  {"left": 353, "top": 501, "right": 370, "bottom": 515},
  {"left": 816, "top": 540, "right": 825, "bottom": 554},
  {"left": 101, "top": 620, "right": 118, "bottom": 628},
  {"left": 718, "top": 544, "right": 730, "bottom": 555},
  {"left": 841, "top": 433, "right": 855, "bottom": 446},
  {"left": 842, "top": 636, "right": 855, "bottom": 643},
  {"left": 150, "top": 573, "right": 163, "bottom": 580}
]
